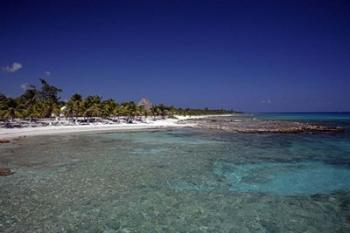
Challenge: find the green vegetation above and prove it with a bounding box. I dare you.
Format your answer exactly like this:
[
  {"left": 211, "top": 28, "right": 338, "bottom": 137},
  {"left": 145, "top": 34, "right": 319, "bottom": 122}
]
[{"left": 0, "top": 79, "right": 234, "bottom": 121}]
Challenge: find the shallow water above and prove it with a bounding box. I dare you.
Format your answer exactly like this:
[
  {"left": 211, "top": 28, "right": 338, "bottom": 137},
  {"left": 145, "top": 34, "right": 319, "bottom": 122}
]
[
  {"left": 1, "top": 115, "right": 350, "bottom": 232},
  {"left": 213, "top": 161, "right": 350, "bottom": 195}
]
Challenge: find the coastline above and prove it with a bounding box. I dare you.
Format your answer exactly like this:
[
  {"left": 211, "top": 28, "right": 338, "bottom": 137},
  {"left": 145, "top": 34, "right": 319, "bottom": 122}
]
[
  {"left": 0, "top": 118, "right": 195, "bottom": 140},
  {"left": 0, "top": 114, "right": 236, "bottom": 140},
  {"left": 0, "top": 113, "right": 343, "bottom": 140}
]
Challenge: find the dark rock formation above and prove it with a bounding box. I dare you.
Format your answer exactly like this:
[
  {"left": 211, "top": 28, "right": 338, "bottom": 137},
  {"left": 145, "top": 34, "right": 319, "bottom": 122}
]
[
  {"left": 189, "top": 116, "right": 343, "bottom": 134},
  {"left": 0, "top": 168, "right": 13, "bottom": 176}
]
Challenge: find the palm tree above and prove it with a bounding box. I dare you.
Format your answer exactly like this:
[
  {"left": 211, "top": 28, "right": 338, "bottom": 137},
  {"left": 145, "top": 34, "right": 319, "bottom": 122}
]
[
  {"left": 83, "top": 96, "right": 102, "bottom": 119},
  {"left": 64, "top": 93, "right": 85, "bottom": 121},
  {"left": 39, "top": 79, "right": 62, "bottom": 103},
  {"left": 17, "top": 85, "right": 40, "bottom": 120},
  {"left": 30, "top": 102, "right": 47, "bottom": 118},
  {"left": 51, "top": 103, "right": 62, "bottom": 120},
  {"left": 101, "top": 99, "right": 117, "bottom": 118},
  {"left": 84, "top": 104, "right": 102, "bottom": 118},
  {"left": 143, "top": 108, "right": 151, "bottom": 120},
  {"left": 0, "top": 98, "right": 24, "bottom": 121},
  {"left": 64, "top": 101, "right": 75, "bottom": 119},
  {"left": 150, "top": 105, "right": 158, "bottom": 120},
  {"left": 137, "top": 105, "right": 146, "bottom": 121},
  {"left": 33, "top": 79, "right": 63, "bottom": 118},
  {"left": 0, "top": 79, "right": 235, "bottom": 122},
  {"left": 120, "top": 101, "right": 137, "bottom": 122},
  {"left": 112, "top": 105, "right": 123, "bottom": 122}
]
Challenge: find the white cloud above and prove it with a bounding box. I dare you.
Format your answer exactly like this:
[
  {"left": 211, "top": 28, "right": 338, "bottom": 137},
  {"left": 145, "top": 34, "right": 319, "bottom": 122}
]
[
  {"left": 20, "top": 83, "right": 30, "bottom": 90},
  {"left": 1, "top": 62, "right": 23, "bottom": 73},
  {"left": 44, "top": 71, "right": 51, "bottom": 76},
  {"left": 261, "top": 99, "right": 272, "bottom": 104},
  {"left": 20, "top": 83, "right": 35, "bottom": 90}
]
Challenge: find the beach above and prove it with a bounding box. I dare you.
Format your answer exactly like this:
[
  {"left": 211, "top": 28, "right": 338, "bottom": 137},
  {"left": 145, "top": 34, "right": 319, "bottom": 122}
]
[
  {"left": 0, "top": 114, "right": 235, "bottom": 140},
  {"left": 0, "top": 118, "right": 195, "bottom": 140},
  {"left": 0, "top": 113, "right": 343, "bottom": 140}
]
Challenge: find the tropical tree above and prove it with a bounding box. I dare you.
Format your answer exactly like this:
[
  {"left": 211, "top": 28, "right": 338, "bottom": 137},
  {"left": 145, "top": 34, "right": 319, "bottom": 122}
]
[
  {"left": 16, "top": 85, "right": 40, "bottom": 120},
  {"left": 39, "top": 79, "right": 62, "bottom": 104},
  {"left": 0, "top": 97, "right": 24, "bottom": 121},
  {"left": 51, "top": 103, "right": 62, "bottom": 119},
  {"left": 143, "top": 108, "right": 151, "bottom": 119},
  {"left": 0, "top": 79, "right": 235, "bottom": 123},
  {"left": 64, "top": 93, "right": 85, "bottom": 120},
  {"left": 84, "top": 96, "right": 102, "bottom": 118},
  {"left": 14, "top": 79, "right": 63, "bottom": 119},
  {"left": 112, "top": 105, "right": 124, "bottom": 121},
  {"left": 101, "top": 99, "right": 117, "bottom": 118},
  {"left": 150, "top": 105, "right": 158, "bottom": 120},
  {"left": 84, "top": 104, "right": 102, "bottom": 118}
]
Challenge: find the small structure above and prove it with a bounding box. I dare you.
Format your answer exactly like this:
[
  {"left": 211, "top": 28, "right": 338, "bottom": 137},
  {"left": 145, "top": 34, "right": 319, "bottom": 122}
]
[
  {"left": 60, "top": 106, "right": 66, "bottom": 118},
  {"left": 137, "top": 97, "right": 152, "bottom": 110}
]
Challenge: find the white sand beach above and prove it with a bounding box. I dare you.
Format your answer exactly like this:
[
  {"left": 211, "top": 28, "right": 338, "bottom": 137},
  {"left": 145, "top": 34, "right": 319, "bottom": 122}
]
[
  {"left": 0, "top": 118, "right": 192, "bottom": 140},
  {"left": 0, "top": 115, "right": 237, "bottom": 140},
  {"left": 173, "top": 114, "right": 235, "bottom": 120}
]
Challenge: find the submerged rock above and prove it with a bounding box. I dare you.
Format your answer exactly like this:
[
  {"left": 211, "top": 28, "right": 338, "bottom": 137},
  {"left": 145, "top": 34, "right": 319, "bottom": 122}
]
[{"left": 0, "top": 168, "right": 14, "bottom": 176}]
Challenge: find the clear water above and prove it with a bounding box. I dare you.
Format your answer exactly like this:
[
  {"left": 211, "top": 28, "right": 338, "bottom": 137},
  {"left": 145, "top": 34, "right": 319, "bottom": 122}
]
[
  {"left": 213, "top": 161, "right": 350, "bottom": 195},
  {"left": 256, "top": 112, "right": 350, "bottom": 122},
  {"left": 1, "top": 113, "right": 350, "bottom": 232}
]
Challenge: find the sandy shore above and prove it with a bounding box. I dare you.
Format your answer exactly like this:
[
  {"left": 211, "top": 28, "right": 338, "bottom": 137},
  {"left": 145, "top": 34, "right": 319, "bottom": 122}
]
[
  {"left": 0, "top": 114, "right": 237, "bottom": 140},
  {"left": 174, "top": 114, "right": 235, "bottom": 120},
  {"left": 0, "top": 119, "right": 195, "bottom": 140}
]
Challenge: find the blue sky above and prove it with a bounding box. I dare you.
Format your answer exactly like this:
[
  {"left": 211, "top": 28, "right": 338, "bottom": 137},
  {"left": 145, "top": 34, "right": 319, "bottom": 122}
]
[{"left": 0, "top": 0, "right": 349, "bottom": 112}]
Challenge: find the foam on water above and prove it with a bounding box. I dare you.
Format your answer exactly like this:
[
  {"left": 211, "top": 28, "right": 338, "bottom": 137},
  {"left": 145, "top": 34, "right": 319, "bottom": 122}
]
[{"left": 214, "top": 161, "right": 350, "bottom": 195}]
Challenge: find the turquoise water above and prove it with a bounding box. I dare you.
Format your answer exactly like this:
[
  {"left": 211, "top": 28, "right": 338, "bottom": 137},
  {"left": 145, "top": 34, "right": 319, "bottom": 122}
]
[
  {"left": 257, "top": 112, "right": 350, "bottom": 122},
  {"left": 1, "top": 113, "right": 350, "bottom": 232},
  {"left": 213, "top": 161, "right": 350, "bottom": 195}
]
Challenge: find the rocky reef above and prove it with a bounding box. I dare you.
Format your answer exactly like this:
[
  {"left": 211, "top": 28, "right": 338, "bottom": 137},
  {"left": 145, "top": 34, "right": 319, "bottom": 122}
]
[{"left": 189, "top": 115, "right": 343, "bottom": 133}]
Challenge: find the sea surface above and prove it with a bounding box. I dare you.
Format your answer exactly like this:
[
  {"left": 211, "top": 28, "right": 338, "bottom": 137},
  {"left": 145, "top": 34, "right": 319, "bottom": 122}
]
[
  {"left": 257, "top": 112, "right": 350, "bottom": 123},
  {"left": 1, "top": 113, "right": 350, "bottom": 232}
]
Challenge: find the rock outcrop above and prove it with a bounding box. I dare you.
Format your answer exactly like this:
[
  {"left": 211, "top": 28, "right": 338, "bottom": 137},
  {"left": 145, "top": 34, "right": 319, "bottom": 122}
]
[
  {"left": 0, "top": 168, "right": 13, "bottom": 176},
  {"left": 189, "top": 116, "right": 343, "bottom": 133}
]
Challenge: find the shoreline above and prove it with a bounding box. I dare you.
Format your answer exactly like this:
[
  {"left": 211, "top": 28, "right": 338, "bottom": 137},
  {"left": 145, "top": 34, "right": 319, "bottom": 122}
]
[
  {"left": 0, "top": 119, "right": 191, "bottom": 140},
  {"left": 0, "top": 113, "right": 344, "bottom": 140},
  {"left": 0, "top": 114, "right": 235, "bottom": 140}
]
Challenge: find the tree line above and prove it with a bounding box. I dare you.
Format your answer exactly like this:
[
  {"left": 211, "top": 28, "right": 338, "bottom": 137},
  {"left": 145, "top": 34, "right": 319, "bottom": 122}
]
[{"left": 0, "top": 79, "right": 234, "bottom": 121}]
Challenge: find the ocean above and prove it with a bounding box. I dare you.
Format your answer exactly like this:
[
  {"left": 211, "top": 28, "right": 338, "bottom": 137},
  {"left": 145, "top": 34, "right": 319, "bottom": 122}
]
[{"left": 1, "top": 113, "right": 350, "bottom": 232}]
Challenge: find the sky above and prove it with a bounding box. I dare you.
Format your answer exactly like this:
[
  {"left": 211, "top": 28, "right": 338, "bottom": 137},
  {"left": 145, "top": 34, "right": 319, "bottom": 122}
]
[{"left": 0, "top": 0, "right": 349, "bottom": 112}]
